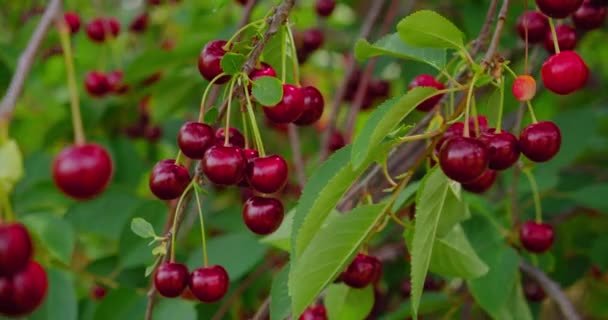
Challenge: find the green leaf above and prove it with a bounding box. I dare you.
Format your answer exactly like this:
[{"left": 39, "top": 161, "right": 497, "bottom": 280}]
[
  {"left": 379, "top": 293, "right": 451, "bottom": 320},
  {"left": 393, "top": 181, "right": 421, "bottom": 213},
  {"left": 29, "top": 269, "right": 77, "bottom": 320},
  {"left": 354, "top": 34, "right": 446, "bottom": 69},
  {"left": 568, "top": 184, "right": 608, "bottom": 212},
  {"left": 325, "top": 284, "right": 374, "bottom": 320},
  {"left": 351, "top": 87, "right": 437, "bottom": 170},
  {"left": 493, "top": 279, "right": 533, "bottom": 320},
  {"left": 220, "top": 52, "right": 246, "bottom": 75},
  {"left": 261, "top": 209, "right": 294, "bottom": 252},
  {"left": 93, "top": 288, "right": 147, "bottom": 320},
  {"left": 429, "top": 224, "right": 488, "bottom": 279},
  {"left": 130, "top": 217, "right": 157, "bottom": 239},
  {"left": 0, "top": 139, "right": 23, "bottom": 194},
  {"left": 270, "top": 264, "right": 292, "bottom": 320},
  {"left": 397, "top": 10, "right": 465, "bottom": 50},
  {"left": 22, "top": 213, "right": 75, "bottom": 264},
  {"left": 289, "top": 203, "right": 386, "bottom": 317},
  {"left": 154, "top": 299, "right": 197, "bottom": 320},
  {"left": 204, "top": 107, "right": 219, "bottom": 123},
  {"left": 252, "top": 76, "right": 284, "bottom": 106}
]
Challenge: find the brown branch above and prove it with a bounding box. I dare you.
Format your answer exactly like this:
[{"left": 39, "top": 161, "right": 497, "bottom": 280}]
[
  {"left": 472, "top": 0, "right": 499, "bottom": 54},
  {"left": 482, "top": 0, "right": 511, "bottom": 66},
  {"left": 520, "top": 261, "right": 581, "bottom": 320},
  {"left": 288, "top": 124, "right": 307, "bottom": 189},
  {"left": 252, "top": 296, "right": 271, "bottom": 320},
  {"left": 0, "top": 0, "right": 63, "bottom": 121}
]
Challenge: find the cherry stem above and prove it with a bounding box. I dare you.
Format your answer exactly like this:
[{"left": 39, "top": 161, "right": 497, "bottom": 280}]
[
  {"left": 198, "top": 72, "right": 227, "bottom": 122},
  {"left": 398, "top": 130, "right": 442, "bottom": 142},
  {"left": 57, "top": 21, "right": 86, "bottom": 145},
  {"left": 285, "top": 24, "right": 301, "bottom": 85},
  {"left": 170, "top": 181, "right": 194, "bottom": 262},
  {"left": 175, "top": 151, "right": 184, "bottom": 166},
  {"left": 471, "top": 97, "right": 480, "bottom": 136},
  {"left": 463, "top": 73, "right": 479, "bottom": 138},
  {"left": 281, "top": 27, "right": 287, "bottom": 83},
  {"left": 0, "top": 193, "right": 14, "bottom": 222},
  {"left": 522, "top": 168, "right": 543, "bottom": 223},
  {"left": 243, "top": 79, "right": 266, "bottom": 156},
  {"left": 223, "top": 18, "right": 266, "bottom": 51},
  {"left": 526, "top": 100, "right": 538, "bottom": 123},
  {"left": 193, "top": 185, "right": 209, "bottom": 267},
  {"left": 224, "top": 78, "right": 238, "bottom": 146},
  {"left": 496, "top": 76, "right": 505, "bottom": 132},
  {"left": 548, "top": 18, "right": 560, "bottom": 54},
  {"left": 241, "top": 110, "right": 250, "bottom": 149}
]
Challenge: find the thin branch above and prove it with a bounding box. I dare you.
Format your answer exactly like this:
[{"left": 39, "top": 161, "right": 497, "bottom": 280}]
[
  {"left": 520, "top": 261, "right": 581, "bottom": 320},
  {"left": 472, "top": 0, "right": 499, "bottom": 54},
  {"left": 252, "top": 297, "right": 270, "bottom": 320},
  {"left": 288, "top": 124, "right": 306, "bottom": 189},
  {"left": 482, "top": 0, "right": 511, "bottom": 66},
  {"left": 0, "top": 0, "right": 63, "bottom": 121}
]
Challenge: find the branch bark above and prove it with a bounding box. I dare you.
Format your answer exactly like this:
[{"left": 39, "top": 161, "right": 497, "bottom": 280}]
[{"left": 482, "top": 0, "right": 511, "bottom": 66}]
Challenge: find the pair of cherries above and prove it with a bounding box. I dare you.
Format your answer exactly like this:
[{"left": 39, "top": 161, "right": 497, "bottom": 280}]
[
  {"left": 0, "top": 224, "right": 48, "bottom": 317},
  {"left": 85, "top": 70, "right": 128, "bottom": 97},
  {"left": 85, "top": 17, "right": 120, "bottom": 43},
  {"left": 343, "top": 67, "right": 391, "bottom": 110},
  {"left": 154, "top": 262, "right": 229, "bottom": 303},
  {"left": 338, "top": 253, "right": 382, "bottom": 289}
]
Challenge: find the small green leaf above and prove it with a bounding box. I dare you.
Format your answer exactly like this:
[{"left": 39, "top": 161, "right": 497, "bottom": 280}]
[
  {"left": 252, "top": 76, "right": 284, "bottom": 106},
  {"left": 22, "top": 213, "right": 75, "bottom": 264},
  {"left": 154, "top": 299, "right": 197, "bottom": 320},
  {"left": 152, "top": 243, "right": 167, "bottom": 256},
  {"left": 270, "top": 264, "right": 292, "bottom": 320},
  {"left": 204, "top": 107, "right": 219, "bottom": 124},
  {"left": 354, "top": 34, "right": 446, "bottom": 70},
  {"left": 325, "top": 284, "right": 374, "bottom": 320},
  {"left": 568, "top": 184, "right": 608, "bottom": 212},
  {"left": 429, "top": 224, "right": 488, "bottom": 279},
  {"left": 130, "top": 217, "right": 157, "bottom": 239},
  {"left": 380, "top": 293, "right": 451, "bottom": 320},
  {"left": 220, "top": 52, "right": 246, "bottom": 75},
  {"left": 0, "top": 139, "right": 23, "bottom": 194},
  {"left": 397, "top": 10, "right": 465, "bottom": 50}
]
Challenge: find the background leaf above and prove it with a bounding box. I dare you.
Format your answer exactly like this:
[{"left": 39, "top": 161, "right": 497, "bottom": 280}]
[
  {"left": 22, "top": 213, "right": 75, "bottom": 264},
  {"left": 354, "top": 34, "right": 446, "bottom": 70},
  {"left": 270, "top": 264, "right": 292, "bottom": 320},
  {"left": 130, "top": 217, "right": 156, "bottom": 239},
  {"left": 325, "top": 283, "right": 374, "bottom": 320},
  {"left": 429, "top": 224, "right": 488, "bottom": 279},
  {"left": 397, "top": 10, "right": 465, "bottom": 49}
]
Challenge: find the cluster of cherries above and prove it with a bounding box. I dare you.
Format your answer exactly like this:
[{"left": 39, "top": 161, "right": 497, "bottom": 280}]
[
  {"left": 124, "top": 97, "right": 163, "bottom": 142},
  {"left": 154, "top": 262, "right": 229, "bottom": 303},
  {"left": 0, "top": 224, "right": 48, "bottom": 317}
]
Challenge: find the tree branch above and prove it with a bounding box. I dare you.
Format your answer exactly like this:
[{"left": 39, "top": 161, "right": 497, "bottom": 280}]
[
  {"left": 472, "top": 0, "right": 499, "bottom": 54},
  {"left": 482, "top": 0, "right": 511, "bottom": 66}
]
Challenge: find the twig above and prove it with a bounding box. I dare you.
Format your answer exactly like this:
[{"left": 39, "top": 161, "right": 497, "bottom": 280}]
[
  {"left": 288, "top": 124, "right": 306, "bottom": 189},
  {"left": 0, "top": 0, "right": 62, "bottom": 121},
  {"left": 472, "top": 0, "right": 499, "bottom": 54},
  {"left": 520, "top": 261, "right": 581, "bottom": 320},
  {"left": 482, "top": 0, "right": 511, "bottom": 66},
  {"left": 319, "top": 0, "right": 387, "bottom": 161},
  {"left": 252, "top": 297, "right": 270, "bottom": 320}
]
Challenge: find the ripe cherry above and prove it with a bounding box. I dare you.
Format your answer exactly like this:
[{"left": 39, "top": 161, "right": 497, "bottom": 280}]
[
  {"left": 85, "top": 18, "right": 106, "bottom": 42},
  {"left": 436, "top": 116, "right": 488, "bottom": 151},
  {"left": 408, "top": 74, "right": 445, "bottom": 112},
  {"left": 512, "top": 75, "right": 537, "bottom": 102},
  {"left": 294, "top": 86, "right": 324, "bottom": 126},
  {"left": 341, "top": 254, "right": 381, "bottom": 289},
  {"left": 246, "top": 155, "right": 288, "bottom": 193},
  {"left": 478, "top": 130, "right": 520, "bottom": 170},
  {"left": 299, "top": 304, "right": 327, "bottom": 320},
  {"left": 106, "top": 70, "right": 129, "bottom": 94},
  {"left": 250, "top": 62, "right": 277, "bottom": 80},
  {"left": 149, "top": 159, "right": 191, "bottom": 200},
  {"left": 0, "top": 261, "right": 48, "bottom": 317},
  {"left": 90, "top": 285, "right": 108, "bottom": 301},
  {"left": 263, "top": 84, "right": 305, "bottom": 123},
  {"left": 572, "top": 0, "right": 607, "bottom": 29},
  {"left": 519, "top": 121, "right": 561, "bottom": 162},
  {"left": 84, "top": 71, "right": 110, "bottom": 97},
  {"left": 202, "top": 145, "right": 246, "bottom": 185},
  {"left": 63, "top": 12, "right": 81, "bottom": 34},
  {"left": 242, "top": 148, "right": 259, "bottom": 161},
  {"left": 198, "top": 40, "right": 230, "bottom": 84},
  {"left": 328, "top": 130, "right": 346, "bottom": 152},
  {"left": 516, "top": 11, "right": 549, "bottom": 43},
  {"left": 106, "top": 17, "right": 121, "bottom": 37},
  {"left": 523, "top": 279, "right": 546, "bottom": 302},
  {"left": 144, "top": 126, "right": 162, "bottom": 143},
  {"left": 369, "top": 79, "right": 391, "bottom": 99},
  {"left": 439, "top": 137, "right": 489, "bottom": 183},
  {"left": 242, "top": 197, "right": 285, "bottom": 235},
  {"left": 0, "top": 224, "right": 32, "bottom": 276},
  {"left": 302, "top": 29, "right": 324, "bottom": 52},
  {"left": 541, "top": 51, "right": 589, "bottom": 95},
  {"left": 544, "top": 24, "right": 577, "bottom": 53},
  {"left": 129, "top": 13, "right": 149, "bottom": 33},
  {"left": 462, "top": 169, "right": 497, "bottom": 194},
  {"left": 520, "top": 221, "right": 554, "bottom": 253},
  {"left": 154, "top": 262, "right": 189, "bottom": 298},
  {"left": 315, "top": 0, "right": 336, "bottom": 17},
  {"left": 189, "top": 265, "right": 229, "bottom": 303},
  {"left": 215, "top": 127, "right": 245, "bottom": 148},
  {"left": 177, "top": 122, "right": 215, "bottom": 159},
  {"left": 52, "top": 144, "right": 113, "bottom": 200},
  {"left": 535, "top": 0, "right": 584, "bottom": 18}
]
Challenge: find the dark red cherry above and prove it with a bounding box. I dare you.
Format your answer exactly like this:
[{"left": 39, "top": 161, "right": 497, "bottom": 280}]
[
  {"left": 52, "top": 144, "right": 113, "bottom": 200},
  {"left": 263, "top": 84, "right": 305, "bottom": 123},
  {"left": 544, "top": 24, "right": 576, "bottom": 53},
  {"left": 85, "top": 18, "right": 106, "bottom": 42},
  {"left": 246, "top": 155, "right": 288, "bottom": 194},
  {"left": 198, "top": 40, "right": 230, "bottom": 84},
  {"left": 299, "top": 304, "right": 328, "bottom": 320},
  {"left": 202, "top": 146, "right": 246, "bottom": 185},
  {"left": 235, "top": 0, "right": 249, "bottom": 5},
  {"left": 215, "top": 127, "right": 245, "bottom": 148},
  {"left": 328, "top": 130, "right": 346, "bottom": 152},
  {"left": 341, "top": 254, "right": 380, "bottom": 289},
  {"left": 535, "top": 0, "right": 584, "bottom": 18},
  {"left": 106, "top": 70, "right": 129, "bottom": 94},
  {"left": 189, "top": 265, "right": 229, "bottom": 303},
  {"left": 242, "top": 148, "right": 259, "bottom": 161},
  {"left": 250, "top": 62, "right": 277, "bottom": 81},
  {"left": 408, "top": 74, "right": 446, "bottom": 112},
  {"left": 478, "top": 130, "right": 520, "bottom": 170},
  {"left": 541, "top": 51, "right": 589, "bottom": 95},
  {"left": 516, "top": 11, "right": 549, "bottom": 43},
  {"left": 177, "top": 122, "right": 215, "bottom": 159},
  {"left": 105, "top": 17, "right": 120, "bottom": 37},
  {"left": 90, "top": 285, "right": 107, "bottom": 301},
  {"left": 523, "top": 280, "right": 546, "bottom": 302},
  {"left": 468, "top": 115, "right": 489, "bottom": 134},
  {"left": 0, "top": 224, "right": 32, "bottom": 276},
  {"left": 154, "top": 263, "right": 189, "bottom": 298},
  {"left": 149, "top": 159, "right": 191, "bottom": 200},
  {"left": 462, "top": 169, "right": 497, "bottom": 194},
  {"left": 439, "top": 137, "right": 489, "bottom": 183},
  {"left": 436, "top": 122, "right": 464, "bottom": 152},
  {"left": 144, "top": 126, "right": 162, "bottom": 143},
  {"left": 294, "top": 86, "right": 324, "bottom": 126},
  {"left": 519, "top": 121, "right": 561, "bottom": 162},
  {"left": 423, "top": 277, "right": 445, "bottom": 291},
  {"left": 63, "top": 12, "right": 81, "bottom": 34},
  {"left": 242, "top": 197, "right": 285, "bottom": 235},
  {"left": 572, "top": 0, "right": 607, "bottom": 29},
  {"left": 84, "top": 71, "right": 110, "bottom": 97},
  {"left": 0, "top": 261, "right": 48, "bottom": 317},
  {"left": 129, "top": 13, "right": 149, "bottom": 33},
  {"left": 302, "top": 29, "right": 324, "bottom": 52},
  {"left": 520, "top": 221, "right": 554, "bottom": 253},
  {"left": 369, "top": 79, "right": 391, "bottom": 99},
  {"left": 315, "top": 0, "right": 336, "bottom": 17}
]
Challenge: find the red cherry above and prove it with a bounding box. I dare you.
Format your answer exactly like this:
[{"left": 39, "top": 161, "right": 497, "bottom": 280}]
[
  {"left": 294, "top": 86, "right": 324, "bottom": 126},
  {"left": 408, "top": 74, "right": 445, "bottom": 112},
  {"left": 85, "top": 18, "right": 106, "bottom": 42},
  {"left": 519, "top": 121, "right": 561, "bottom": 162},
  {"left": 84, "top": 71, "right": 110, "bottom": 97},
  {"left": 478, "top": 130, "right": 521, "bottom": 170},
  {"left": 523, "top": 280, "right": 546, "bottom": 302},
  {"left": 144, "top": 126, "right": 163, "bottom": 143},
  {"left": 63, "top": 12, "right": 81, "bottom": 34},
  {"left": 106, "top": 70, "right": 129, "bottom": 94},
  {"left": 129, "top": 13, "right": 149, "bottom": 33},
  {"left": 246, "top": 155, "right": 288, "bottom": 194},
  {"left": 512, "top": 75, "right": 537, "bottom": 102},
  {"left": 202, "top": 146, "right": 246, "bottom": 185},
  {"left": 302, "top": 29, "right": 324, "bottom": 52},
  {"left": 341, "top": 254, "right": 380, "bottom": 289},
  {"left": 369, "top": 79, "right": 391, "bottom": 99},
  {"left": 572, "top": 0, "right": 607, "bottom": 29},
  {"left": 242, "top": 197, "right": 285, "bottom": 235},
  {"left": 0, "top": 261, "right": 48, "bottom": 317},
  {"left": 198, "top": 40, "right": 230, "bottom": 84},
  {"left": 242, "top": 148, "right": 259, "bottom": 161},
  {"left": 105, "top": 17, "right": 121, "bottom": 37},
  {"left": 516, "top": 11, "right": 549, "bottom": 43},
  {"left": 52, "top": 144, "right": 113, "bottom": 200},
  {"left": 436, "top": 116, "right": 488, "bottom": 152},
  {"left": 541, "top": 51, "right": 589, "bottom": 95},
  {"left": 154, "top": 263, "right": 189, "bottom": 298},
  {"left": 0, "top": 224, "right": 32, "bottom": 277},
  {"left": 520, "top": 221, "right": 554, "bottom": 253},
  {"left": 315, "top": 0, "right": 336, "bottom": 17},
  {"left": 423, "top": 277, "right": 445, "bottom": 291},
  {"left": 149, "top": 159, "right": 191, "bottom": 200},
  {"left": 215, "top": 127, "right": 245, "bottom": 148},
  {"left": 535, "top": 0, "right": 584, "bottom": 18},
  {"left": 439, "top": 137, "right": 489, "bottom": 183},
  {"left": 90, "top": 285, "right": 107, "bottom": 301},
  {"left": 177, "top": 122, "right": 215, "bottom": 159},
  {"left": 328, "top": 130, "right": 346, "bottom": 152},
  {"left": 235, "top": 0, "right": 249, "bottom": 5},
  {"left": 544, "top": 24, "right": 576, "bottom": 53},
  {"left": 263, "top": 84, "right": 305, "bottom": 123},
  {"left": 299, "top": 304, "right": 328, "bottom": 320},
  {"left": 189, "top": 265, "right": 229, "bottom": 303},
  {"left": 462, "top": 169, "right": 497, "bottom": 194},
  {"left": 250, "top": 62, "right": 277, "bottom": 80}
]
